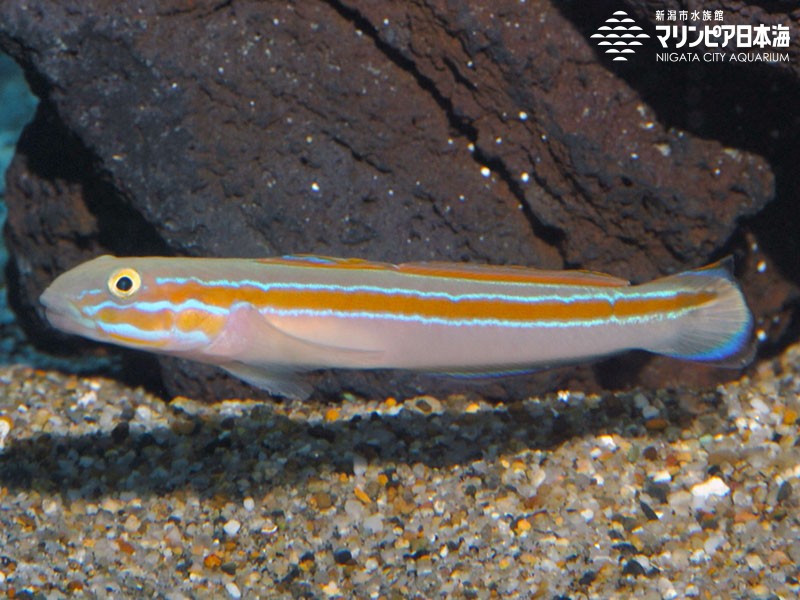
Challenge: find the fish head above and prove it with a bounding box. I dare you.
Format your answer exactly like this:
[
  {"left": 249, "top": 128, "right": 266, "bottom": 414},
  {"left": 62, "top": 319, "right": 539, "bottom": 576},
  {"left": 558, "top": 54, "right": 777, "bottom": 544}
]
[{"left": 40, "top": 255, "right": 218, "bottom": 354}]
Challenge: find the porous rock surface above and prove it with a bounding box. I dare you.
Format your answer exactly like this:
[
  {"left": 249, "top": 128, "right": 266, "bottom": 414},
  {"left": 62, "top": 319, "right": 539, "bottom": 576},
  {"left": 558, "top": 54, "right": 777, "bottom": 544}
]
[{"left": 0, "top": 0, "right": 795, "bottom": 400}]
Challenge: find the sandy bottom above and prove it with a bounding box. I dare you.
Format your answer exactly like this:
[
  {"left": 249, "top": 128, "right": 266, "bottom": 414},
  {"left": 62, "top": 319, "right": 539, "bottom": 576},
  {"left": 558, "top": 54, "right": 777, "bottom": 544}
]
[{"left": 0, "top": 343, "right": 798, "bottom": 599}]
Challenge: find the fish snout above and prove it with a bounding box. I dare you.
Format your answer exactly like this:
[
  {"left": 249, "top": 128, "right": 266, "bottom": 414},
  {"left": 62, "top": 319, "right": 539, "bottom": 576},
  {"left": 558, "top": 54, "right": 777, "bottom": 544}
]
[{"left": 39, "top": 285, "right": 93, "bottom": 337}]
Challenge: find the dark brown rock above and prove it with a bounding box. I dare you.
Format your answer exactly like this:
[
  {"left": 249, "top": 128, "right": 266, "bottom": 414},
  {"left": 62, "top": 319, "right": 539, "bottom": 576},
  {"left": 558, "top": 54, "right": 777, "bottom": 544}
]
[{"left": 0, "top": 0, "right": 795, "bottom": 400}]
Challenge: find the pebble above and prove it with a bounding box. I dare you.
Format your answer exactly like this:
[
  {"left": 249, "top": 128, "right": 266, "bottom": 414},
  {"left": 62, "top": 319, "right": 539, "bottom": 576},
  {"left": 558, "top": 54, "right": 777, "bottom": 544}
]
[
  {"left": 333, "top": 548, "right": 353, "bottom": 565},
  {"left": 0, "top": 337, "right": 799, "bottom": 597},
  {"left": 363, "top": 513, "right": 384, "bottom": 534},
  {"left": 0, "top": 415, "right": 12, "bottom": 451},
  {"left": 223, "top": 519, "right": 241, "bottom": 537},
  {"left": 352, "top": 453, "right": 368, "bottom": 478},
  {"left": 746, "top": 553, "right": 765, "bottom": 571},
  {"left": 124, "top": 514, "right": 141, "bottom": 532},
  {"left": 134, "top": 405, "right": 155, "bottom": 422},
  {"left": 225, "top": 582, "right": 241, "bottom": 599},
  {"left": 690, "top": 476, "right": 730, "bottom": 509},
  {"left": 321, "top": 581, "right": 341, "bottom": 597}
]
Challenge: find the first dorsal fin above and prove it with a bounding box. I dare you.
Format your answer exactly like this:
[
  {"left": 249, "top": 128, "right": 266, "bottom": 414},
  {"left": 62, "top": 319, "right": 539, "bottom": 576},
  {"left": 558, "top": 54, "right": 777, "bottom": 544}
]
[
  {"left": 397, "top": 262, "right": 631, "bottom": 287},
  {"left": 262, "top": 255, "right": 631, "bottom": 287}
]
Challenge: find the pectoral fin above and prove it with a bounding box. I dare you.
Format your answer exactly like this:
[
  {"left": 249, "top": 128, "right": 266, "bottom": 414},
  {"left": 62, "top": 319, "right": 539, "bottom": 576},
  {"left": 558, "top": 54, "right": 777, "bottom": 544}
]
[
  {"left": 205, "top": 304, "right": 385, "bottom": 365},
  {"left": 204, "top": 305, "right": 387, "bottom": 399},
  {"left": 262, "top": 311, "right": 386, "bottom": 362}
]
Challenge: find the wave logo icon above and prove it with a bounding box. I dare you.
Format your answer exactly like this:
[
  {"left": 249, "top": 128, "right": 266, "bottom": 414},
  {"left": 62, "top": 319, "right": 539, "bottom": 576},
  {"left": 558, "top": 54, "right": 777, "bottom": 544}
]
[{"left": 591, "top": 10, "right": 650, "bottom": 61}]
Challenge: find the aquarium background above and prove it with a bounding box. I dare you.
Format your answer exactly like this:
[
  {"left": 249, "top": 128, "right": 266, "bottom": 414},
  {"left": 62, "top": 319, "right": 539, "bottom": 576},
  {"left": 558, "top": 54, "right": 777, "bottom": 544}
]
[
  {"left": 1, "top": 53, "right": 113, "bottom": 373},
  {"left": 0, "top": 53, "right": 105, "bottom": 373},
  {"left": 0, "top": 53, "right": 37, "bottom": 363},
  {"left": 1, "top": 0, "right": 798, "bottom": 396}
]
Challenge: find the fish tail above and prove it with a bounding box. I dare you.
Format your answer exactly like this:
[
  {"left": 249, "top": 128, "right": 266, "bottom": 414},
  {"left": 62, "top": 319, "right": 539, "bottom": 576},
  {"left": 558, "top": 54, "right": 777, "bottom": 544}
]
[{"left": 641, "top": 257, "right": 755, "bottom": 367}]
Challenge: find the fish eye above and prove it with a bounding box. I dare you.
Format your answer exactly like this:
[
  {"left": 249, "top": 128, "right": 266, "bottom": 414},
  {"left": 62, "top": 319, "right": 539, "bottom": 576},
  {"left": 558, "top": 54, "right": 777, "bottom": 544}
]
[{"left": 108, "top": 268, "right": 142, "bottom": 298}]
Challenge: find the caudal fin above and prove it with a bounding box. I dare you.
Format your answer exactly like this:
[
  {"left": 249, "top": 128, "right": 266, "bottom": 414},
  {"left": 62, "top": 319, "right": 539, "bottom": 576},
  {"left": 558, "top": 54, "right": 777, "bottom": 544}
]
[{"left": 642, "top": 258, "right": 754, "bottom": 368}]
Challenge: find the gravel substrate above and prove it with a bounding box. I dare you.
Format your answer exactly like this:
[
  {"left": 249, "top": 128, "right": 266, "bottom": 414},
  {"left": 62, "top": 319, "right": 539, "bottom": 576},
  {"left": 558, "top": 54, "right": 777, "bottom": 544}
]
[{"left": 0, "top": 344, "right": 799, "bottom": 599}]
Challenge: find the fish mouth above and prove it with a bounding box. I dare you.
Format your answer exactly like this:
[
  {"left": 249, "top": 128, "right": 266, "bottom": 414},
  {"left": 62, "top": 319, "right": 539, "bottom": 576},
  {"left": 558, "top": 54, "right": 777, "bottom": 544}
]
[{"left": 39, "top": 288, "right": 100, "bottom": 341}]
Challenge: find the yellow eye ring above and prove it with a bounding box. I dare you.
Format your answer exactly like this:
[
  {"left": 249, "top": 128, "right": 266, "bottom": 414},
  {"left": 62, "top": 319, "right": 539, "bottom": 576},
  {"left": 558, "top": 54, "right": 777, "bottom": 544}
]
[{"left": 108, "top": 268, "right": 142, "bottom": 298}]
